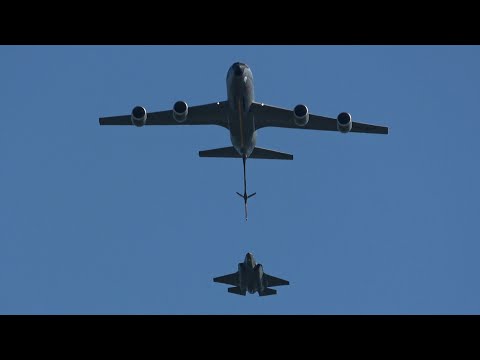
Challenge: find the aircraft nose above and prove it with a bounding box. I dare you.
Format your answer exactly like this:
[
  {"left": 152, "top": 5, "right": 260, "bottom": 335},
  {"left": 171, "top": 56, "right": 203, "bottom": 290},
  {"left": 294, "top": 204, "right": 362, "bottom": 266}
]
[{"left": 233, "top": 63, "right": 244, "bottom": 76}]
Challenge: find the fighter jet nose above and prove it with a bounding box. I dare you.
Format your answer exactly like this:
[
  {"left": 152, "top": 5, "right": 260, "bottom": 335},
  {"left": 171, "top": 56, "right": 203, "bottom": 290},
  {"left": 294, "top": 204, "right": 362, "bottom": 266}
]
[
  {"left": 233, "top": 63, "right": 243, "bottom": 76},
  {"left": 232, "top": 62, "right": 249, "bottom": 77}
]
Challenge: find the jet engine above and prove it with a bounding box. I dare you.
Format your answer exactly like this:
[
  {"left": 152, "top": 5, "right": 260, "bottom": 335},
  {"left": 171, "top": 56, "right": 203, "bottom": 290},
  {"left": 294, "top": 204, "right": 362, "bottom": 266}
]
[
  {"left": 337, "top": 112, "right": 352, "bottom": 133},
  {"left": 293, "top": 104, "right": 309, "bottom": 127},
  {"left": 131, "top": 106, "right": 147, "bottom": 127},
  {"left": 173, "top": 101, "right": 188, "bottom": 123}
]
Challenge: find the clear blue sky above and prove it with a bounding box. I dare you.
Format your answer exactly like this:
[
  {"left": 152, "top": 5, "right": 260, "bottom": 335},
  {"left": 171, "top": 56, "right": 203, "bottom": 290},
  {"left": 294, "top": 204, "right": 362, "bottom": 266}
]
[{"left": 1, "top": 45, "right": 479, "bottom": 314}]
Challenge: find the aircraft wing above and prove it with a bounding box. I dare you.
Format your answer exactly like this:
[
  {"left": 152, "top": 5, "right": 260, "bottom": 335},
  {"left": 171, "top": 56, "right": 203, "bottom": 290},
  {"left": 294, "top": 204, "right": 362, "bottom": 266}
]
[
  {"left": 213, "top": 272, "right": 239, "bottom": 286},
  {"left": 250, "top": 102, "right": 388, "bottom": 135},
  {"left": 263, "top": 273, "right": 289, "bottom": 287},
  {"left": 99, "top": 101, "right": 229, "bottom": 129}
]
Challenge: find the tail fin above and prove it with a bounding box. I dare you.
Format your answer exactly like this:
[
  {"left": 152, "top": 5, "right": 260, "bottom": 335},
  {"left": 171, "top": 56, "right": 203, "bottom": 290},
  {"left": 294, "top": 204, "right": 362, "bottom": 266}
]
[
  {"left": 228, "top": 287, "right": 246, "bottom": 296},
  {"left": 249, "top": 147, "right": 293, "bottom": 160},
  {"left": 199, "top": 146, "right": 240, "bottom": 158},
  {"left": 259, "top": 288, "right": 277, "bottom": 296}
]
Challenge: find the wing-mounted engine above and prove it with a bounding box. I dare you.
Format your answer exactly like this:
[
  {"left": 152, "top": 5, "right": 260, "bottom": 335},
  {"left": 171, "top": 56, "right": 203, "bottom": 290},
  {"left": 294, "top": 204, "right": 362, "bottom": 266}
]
[
  {"left": 173, "top": 101, "right": 188, "bottom": 123},
  {"left": 337, "top": 112, "right": 352, "bottom": 133},
  {"left": 293, "top": 104, "right": 309, "bottom": 126},
  {"left": 131, "top": 106, "right": 147, "bottom": 127}
]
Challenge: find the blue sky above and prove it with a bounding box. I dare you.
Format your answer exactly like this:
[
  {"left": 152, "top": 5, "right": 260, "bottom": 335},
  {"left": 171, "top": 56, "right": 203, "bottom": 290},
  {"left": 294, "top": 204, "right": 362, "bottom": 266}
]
[{"left": 1, "top": 45, "right": 479, "bottom": 314}]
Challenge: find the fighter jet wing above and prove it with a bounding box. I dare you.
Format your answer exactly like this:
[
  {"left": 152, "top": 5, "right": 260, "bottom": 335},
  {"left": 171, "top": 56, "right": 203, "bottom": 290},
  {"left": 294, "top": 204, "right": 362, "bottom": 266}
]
[
  {"left": 99, "top": 101, "right": 229, "bottom": 129},
  {"left": 250, "top": 102, "right": 388, "bottom": 135},
  {"left": 213, "top": 272, "right": 239, "bottom": 286},
  {"left": 263, "top": 273, "right": 289, "bottom": 287}
]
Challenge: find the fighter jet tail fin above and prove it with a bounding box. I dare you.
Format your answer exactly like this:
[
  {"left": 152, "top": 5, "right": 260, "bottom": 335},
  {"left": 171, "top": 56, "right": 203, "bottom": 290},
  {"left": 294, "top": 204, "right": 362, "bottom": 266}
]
[
  {"left": 228, "top": 287, "right": 246, "bottom": 296},
  {"left": 259, "top": 288, "right": 277, "bottom": 296}
]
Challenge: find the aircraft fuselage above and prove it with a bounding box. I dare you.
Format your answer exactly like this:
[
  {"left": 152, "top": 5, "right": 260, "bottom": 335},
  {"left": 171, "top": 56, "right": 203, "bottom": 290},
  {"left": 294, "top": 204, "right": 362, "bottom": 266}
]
[
  {"left": 238, "top": 252, "right": 263, "bottom": 294},
  {"left": 226, "top": 62, "right": 256, "bottom": 157}
]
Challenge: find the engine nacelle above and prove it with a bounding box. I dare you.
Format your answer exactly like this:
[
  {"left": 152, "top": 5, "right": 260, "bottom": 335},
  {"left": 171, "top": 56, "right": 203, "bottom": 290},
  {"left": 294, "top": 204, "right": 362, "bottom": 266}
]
[
  {"left": 293, "top": 104, "right": 309, "bottom": 127},
  {"left": 173, "top": 101, "right": 188, "bottom": 123},
  {"left": 337, "top": 112, "right": 352, "bottom": 133},
  {"left": 131, "top": 106, "right": 147, "bottom": 127}
]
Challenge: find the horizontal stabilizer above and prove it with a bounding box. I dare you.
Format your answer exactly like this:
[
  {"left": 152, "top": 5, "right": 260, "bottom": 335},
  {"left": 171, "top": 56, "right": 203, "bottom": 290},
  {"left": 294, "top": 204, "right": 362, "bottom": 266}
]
[
  {"left": 199, "top": 146, "right": 293, "bottom": 160},
  {"left": 198, "top": 146, "right": 293, "bottom": 160},
  {"left": 249, "top": 147, "right": 293, "bottom": 160},
  {"left": 259, "top": 288, "right": 277, "bottom": 296},
  {"left": 228, "top": 287, "right": 246, "bottom": 296},
  {"left": 199, "top": 146, "right": 240, "bottom": 158}
]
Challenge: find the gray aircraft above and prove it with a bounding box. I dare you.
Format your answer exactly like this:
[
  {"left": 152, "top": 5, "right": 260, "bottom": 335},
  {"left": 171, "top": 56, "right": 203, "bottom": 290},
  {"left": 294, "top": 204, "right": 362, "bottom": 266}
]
[
  {"left": 213, "top": 252, "right": 289, "bottom": 296},
  {"left": 99, "top": 62, "right": 388, "bottom": 220}
]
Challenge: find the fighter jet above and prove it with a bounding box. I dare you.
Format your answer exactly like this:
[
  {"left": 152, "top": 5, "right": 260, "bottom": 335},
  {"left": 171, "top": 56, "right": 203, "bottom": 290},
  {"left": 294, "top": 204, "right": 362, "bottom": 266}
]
[
  {"left": 99, "top": 62, "right": 388, "bottom": 220},
  {"left": 213, "top": 252, "right": 289, "bottom": 296}
]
